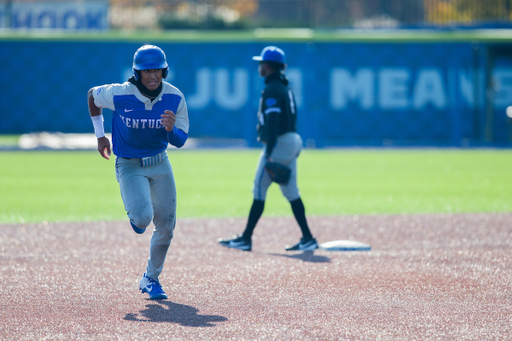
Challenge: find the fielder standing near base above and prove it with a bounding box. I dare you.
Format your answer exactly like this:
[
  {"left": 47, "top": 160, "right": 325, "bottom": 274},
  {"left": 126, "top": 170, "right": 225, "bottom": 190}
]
[
  {"left": 87, "top": 45, "right": 189, "bottom": 299},
  {"left": 218, "top": 46, "right": 318, "bottom": 252}
]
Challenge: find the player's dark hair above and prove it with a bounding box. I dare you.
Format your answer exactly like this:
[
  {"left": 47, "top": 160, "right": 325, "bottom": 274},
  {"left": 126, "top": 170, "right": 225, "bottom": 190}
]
[{"left": 265, "top": 61, "right": 285, "bottom": 72}]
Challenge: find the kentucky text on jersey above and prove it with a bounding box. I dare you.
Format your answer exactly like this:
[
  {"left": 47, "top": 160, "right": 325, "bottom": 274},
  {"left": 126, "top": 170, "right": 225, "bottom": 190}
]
[
  {"left": 118, "top": 114, "right": 163, "bottom": 129},
  {"left": 92, "top": 81, "right": 190, "bottom": 159}
]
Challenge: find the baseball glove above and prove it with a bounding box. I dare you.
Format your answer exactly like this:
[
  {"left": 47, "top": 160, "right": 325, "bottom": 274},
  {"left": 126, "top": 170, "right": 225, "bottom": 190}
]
[{"left": 265, "top": 161, "right": 291, "bottom": 184}]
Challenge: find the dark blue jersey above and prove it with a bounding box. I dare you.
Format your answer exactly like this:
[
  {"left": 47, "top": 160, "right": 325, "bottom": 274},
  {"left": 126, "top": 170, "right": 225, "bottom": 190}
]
[{"left": 257, "top": 73, "right": 297, "bottom": 157}]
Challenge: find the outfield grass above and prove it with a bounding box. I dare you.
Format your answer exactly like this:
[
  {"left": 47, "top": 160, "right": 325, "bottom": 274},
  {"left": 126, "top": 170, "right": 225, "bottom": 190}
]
[
  {"left": 0, "top": 135, "right": 19, "bottom": 147},
  {"left": 0, "top": 149, "right": 511, "bottom": 224},
  {"left": 1, "top": 28, "right": 512, "bottom": 43}
]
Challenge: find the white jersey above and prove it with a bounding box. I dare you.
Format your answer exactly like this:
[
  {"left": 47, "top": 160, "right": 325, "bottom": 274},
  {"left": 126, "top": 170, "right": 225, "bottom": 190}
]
[{"left": 92, "top": 81, "right": 189, "bottom": 158}]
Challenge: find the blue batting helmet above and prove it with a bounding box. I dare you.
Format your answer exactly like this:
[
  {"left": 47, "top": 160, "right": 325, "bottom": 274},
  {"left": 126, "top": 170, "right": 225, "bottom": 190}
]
[
  {"left": 133, "top": 45, "right": 169, "bottom": 80},
  {"left": 252, "top": 46, "right": 286, "bottom": 64}
]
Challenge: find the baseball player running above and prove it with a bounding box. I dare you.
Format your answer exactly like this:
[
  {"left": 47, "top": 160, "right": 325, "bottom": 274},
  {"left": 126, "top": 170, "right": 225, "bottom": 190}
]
[
  {"left": 87, "top": 45, "right": 190, "bottom": 299},
  {"left": 218, "top": 46, "right": 318, "bottom": 252}
]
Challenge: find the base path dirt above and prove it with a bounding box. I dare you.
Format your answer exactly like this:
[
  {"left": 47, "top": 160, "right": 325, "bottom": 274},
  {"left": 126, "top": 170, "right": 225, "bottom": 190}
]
[{"left": 1, "top": 213, "right": 511, "bottom": 340}]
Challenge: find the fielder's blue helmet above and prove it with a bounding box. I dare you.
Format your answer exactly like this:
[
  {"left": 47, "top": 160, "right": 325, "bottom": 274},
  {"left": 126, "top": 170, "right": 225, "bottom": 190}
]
[
  {"left": 133, "top": 45, "right": 169, "bottom": 80},
  {"left": 252, "top": 46, "right": 286, "bottom": 64}
]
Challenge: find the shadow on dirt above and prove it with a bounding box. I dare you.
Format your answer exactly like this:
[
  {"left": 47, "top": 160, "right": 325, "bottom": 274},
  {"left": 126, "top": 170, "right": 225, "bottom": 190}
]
[
  {"left": 265, "top": 251, "right": 331, "bottom": 263},
  {"left": 124, "top": 300, "right": 227, "bottom": 327}
]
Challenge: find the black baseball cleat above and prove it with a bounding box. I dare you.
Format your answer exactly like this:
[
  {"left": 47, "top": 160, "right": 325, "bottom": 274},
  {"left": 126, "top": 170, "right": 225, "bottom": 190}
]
[
  {"left": 218, "top": 234, "right": 252, "bottom": 251},
  {"left": 285, "top": 237, "right": 319, "bottom": 251}
]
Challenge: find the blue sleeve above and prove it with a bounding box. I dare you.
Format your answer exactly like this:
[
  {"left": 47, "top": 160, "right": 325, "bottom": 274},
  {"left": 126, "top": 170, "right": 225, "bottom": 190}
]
[{"left": 167, "top": 126, "right": 188, "bottom": 148}]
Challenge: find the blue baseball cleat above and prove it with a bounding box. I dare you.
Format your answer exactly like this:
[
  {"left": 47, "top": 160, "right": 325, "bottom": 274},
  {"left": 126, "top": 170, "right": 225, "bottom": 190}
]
[
  {"left": 130, "top": 220, "right": 146, "bottom": 234},
  {"left": 139, "top": 272, "right": 168, "bottom": 300}
]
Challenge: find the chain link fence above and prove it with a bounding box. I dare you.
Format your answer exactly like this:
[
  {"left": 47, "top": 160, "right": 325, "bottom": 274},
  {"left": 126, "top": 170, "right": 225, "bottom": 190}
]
[
  {"left": 153, "top": 0, "right": 512, "bottom": 30},
  {"left": 1, "top": 0, "right": 511, "bottom": 30}
]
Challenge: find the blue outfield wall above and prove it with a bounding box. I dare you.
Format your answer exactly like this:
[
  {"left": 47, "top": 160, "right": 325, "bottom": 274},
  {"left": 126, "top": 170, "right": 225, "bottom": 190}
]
[{"left": 0, "top": 40, "right": 511, "bottom": 147}]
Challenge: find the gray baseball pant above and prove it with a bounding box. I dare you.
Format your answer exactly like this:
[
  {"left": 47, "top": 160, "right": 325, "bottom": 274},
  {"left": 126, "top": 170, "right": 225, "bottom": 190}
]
[
  {"left": 115, "top": 151, "right": 176, "bottom": 281},
  {"left": 253, "top": 132, "right": 303, "bottom": 201}
]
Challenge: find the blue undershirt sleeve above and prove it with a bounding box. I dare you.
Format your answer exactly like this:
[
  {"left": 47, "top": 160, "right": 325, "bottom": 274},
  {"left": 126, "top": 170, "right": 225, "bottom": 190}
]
[{"left": 167, "top": 126, "right": 188, "bottom": 148}]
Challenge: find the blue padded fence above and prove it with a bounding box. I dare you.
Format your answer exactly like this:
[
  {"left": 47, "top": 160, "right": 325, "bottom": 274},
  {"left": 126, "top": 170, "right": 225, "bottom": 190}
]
[{"left": 0, "top": 40, "right": 511, "bottom": 147}]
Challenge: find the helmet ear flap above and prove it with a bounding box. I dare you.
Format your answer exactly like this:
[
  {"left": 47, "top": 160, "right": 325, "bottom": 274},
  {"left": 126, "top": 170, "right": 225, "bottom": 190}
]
[
  {"left": 133, "top": 69, "right": 140, "bottom": 81},
  {"left": 163, "top": 67, "right": 168, "bottom": 79}
]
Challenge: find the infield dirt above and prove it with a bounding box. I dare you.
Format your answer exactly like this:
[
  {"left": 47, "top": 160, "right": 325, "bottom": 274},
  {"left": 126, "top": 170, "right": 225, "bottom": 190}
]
[{"left": 1, "top": 213, "right": 511, "bottom": 340}]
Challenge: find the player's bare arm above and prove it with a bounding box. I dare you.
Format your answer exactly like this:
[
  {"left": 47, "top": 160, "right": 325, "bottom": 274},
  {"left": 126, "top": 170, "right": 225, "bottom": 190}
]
[
  {"left": 161, "top": 110, "right": 176, "bottom": 132},
  {"left": 88, "top": 88, "right": 111, "bottom": 160}
]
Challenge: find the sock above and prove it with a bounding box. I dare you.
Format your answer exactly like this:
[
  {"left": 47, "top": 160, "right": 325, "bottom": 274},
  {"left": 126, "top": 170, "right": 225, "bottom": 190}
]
[
  {"left": 290, "top": 198, "right": 313, "bottom": 240},
  {"left": 241, "top": 199, "right": 265, "bottom": 240}
]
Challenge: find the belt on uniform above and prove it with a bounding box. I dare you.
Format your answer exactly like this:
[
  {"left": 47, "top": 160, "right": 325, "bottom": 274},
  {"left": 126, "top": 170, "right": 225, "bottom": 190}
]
[{"left": 122, "top": 151, "right": 165, "bottom": 168}]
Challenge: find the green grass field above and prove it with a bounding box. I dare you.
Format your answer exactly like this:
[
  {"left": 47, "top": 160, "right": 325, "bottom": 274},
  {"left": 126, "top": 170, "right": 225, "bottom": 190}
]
[
  {"left": 1, "top": 149, "right": 511, "bottom": 224},
  {"left": 1, "top": 28, "right": 512, "bottom": 43}
]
